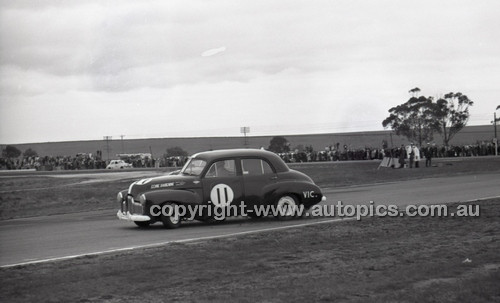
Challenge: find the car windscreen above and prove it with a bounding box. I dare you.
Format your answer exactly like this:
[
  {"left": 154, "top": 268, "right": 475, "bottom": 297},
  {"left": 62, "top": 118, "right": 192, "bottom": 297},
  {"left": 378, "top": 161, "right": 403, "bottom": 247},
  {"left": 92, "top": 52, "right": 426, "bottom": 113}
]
[{"left": 180, "top": 158, "right": 207, "bottom": 176}]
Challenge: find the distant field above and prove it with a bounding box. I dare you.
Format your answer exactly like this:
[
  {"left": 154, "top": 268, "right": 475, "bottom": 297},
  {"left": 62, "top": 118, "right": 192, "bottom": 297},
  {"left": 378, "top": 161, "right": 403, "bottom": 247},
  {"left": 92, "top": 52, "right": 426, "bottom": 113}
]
[
  {"left": 290, "top": 156, "right": 500, "bottom": 188},
  {"left": 0, "top": 170, "right": 168, "bottom": 220},
  {"left": 1, "top": 156, "right": 499, "bottom": 220}
]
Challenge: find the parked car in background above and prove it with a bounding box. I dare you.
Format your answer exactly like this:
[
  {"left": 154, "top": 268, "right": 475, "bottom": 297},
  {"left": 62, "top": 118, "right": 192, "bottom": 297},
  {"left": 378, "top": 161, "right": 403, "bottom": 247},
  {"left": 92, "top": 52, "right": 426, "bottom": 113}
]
[{"left": 106, "top": 160, "right": 133, "bottom": 169}]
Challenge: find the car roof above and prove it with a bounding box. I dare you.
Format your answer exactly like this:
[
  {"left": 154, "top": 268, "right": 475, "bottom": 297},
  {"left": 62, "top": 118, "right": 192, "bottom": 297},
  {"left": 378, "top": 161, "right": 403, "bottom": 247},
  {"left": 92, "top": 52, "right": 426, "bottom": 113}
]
[{"left": 191, "top": 148, "right": 289, "bottom": 172}]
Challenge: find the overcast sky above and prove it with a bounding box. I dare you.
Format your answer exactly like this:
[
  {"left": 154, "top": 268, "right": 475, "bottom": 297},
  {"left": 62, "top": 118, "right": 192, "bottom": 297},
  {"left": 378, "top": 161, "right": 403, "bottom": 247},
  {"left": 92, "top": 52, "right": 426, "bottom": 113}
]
[{"left": 1, "top": 0, "right": 499, "bottom": 144}]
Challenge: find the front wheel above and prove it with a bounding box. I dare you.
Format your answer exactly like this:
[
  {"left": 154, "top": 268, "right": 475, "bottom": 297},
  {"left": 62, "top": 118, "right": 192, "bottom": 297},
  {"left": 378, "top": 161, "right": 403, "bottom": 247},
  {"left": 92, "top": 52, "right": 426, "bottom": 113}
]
[
  {"left": 134, "top": 221, "right": 151, "bottom": 228},
  {"left": 161, "top": 202, "right": 182, "bottom": 229},
  {"left": 274, "top": 195, "right": 298, "bottom": 221}
]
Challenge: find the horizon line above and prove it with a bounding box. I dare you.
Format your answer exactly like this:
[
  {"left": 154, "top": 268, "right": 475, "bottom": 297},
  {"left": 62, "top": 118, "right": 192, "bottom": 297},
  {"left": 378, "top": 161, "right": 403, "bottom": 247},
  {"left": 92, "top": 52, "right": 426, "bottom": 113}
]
[{"left": 2, "top": 124, "right": 493, "bottom": 146}]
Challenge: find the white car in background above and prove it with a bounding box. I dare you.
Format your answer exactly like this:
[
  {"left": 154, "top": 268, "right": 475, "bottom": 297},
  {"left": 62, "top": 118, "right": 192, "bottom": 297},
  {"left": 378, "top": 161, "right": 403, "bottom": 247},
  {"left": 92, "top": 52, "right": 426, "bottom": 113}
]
[{"left": 106, "top": 160, "right": 133, "bottom": 169}]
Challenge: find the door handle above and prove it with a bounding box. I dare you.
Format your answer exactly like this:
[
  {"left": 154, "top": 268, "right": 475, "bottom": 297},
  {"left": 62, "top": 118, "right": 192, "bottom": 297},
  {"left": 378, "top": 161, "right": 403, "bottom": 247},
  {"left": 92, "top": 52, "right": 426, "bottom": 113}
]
[{"left": 270, "top": 176, "right": 278, "bottom": 180}]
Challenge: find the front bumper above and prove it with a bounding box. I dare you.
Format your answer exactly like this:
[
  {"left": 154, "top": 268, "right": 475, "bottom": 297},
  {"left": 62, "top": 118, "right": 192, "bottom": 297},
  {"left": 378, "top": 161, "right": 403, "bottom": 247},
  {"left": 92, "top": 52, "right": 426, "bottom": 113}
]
[
  {"left": 118, "top": 193, "right": 150, "bottom": 222},
  {"left": 117, "top": 210, "right": 151, "bottom": 222}
]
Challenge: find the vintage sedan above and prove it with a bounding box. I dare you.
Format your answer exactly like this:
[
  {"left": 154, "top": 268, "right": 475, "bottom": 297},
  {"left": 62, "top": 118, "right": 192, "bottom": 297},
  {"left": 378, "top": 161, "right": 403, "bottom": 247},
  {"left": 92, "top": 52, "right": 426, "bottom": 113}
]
[
  {"left": 106, "top": 160, "right": 133, "bottom": 169},
  {"left": 117, "top": 149, "right": 326, "bottom": 228}
]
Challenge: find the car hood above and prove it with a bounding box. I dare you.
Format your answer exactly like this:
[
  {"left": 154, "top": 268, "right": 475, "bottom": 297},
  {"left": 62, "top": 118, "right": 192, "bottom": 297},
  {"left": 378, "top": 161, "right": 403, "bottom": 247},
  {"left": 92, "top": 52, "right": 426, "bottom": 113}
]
[{"left": 128, "top": 174, "right": 200, "bottom": 197}]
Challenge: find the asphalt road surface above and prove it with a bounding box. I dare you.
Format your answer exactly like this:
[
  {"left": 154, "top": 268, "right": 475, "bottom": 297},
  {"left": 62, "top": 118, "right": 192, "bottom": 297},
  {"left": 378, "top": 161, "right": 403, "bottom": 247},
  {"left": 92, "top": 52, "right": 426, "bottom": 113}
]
[{"left": 1, "top": 173, "right": 499, "bottom": 267}]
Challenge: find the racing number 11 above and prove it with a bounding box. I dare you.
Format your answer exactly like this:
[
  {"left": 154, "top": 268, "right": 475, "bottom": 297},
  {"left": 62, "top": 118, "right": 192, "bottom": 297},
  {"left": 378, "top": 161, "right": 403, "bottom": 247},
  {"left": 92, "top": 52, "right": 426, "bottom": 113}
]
[{"left": 210, "top": 184, "right": 234, "bottom": 207}]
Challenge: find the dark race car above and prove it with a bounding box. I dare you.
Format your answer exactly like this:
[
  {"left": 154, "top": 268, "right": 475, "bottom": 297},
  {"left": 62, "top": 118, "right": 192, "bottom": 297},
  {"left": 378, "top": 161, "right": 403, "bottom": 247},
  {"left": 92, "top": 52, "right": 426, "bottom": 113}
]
[{"left": 117, "top": 149, "right": 326, "bottom": 228}]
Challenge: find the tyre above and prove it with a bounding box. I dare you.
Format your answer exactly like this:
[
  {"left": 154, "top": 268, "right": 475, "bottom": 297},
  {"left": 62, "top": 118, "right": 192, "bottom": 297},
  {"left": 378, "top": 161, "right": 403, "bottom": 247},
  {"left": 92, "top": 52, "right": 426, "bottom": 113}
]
[
  {"left": 247, "top": 211, "right": 262, "bottom": 219},
  {"left": 201, "top": 216, "right": 226, "bottom": 224},
  {"left": 134, "top": 221, "right": 151, "bottom": 228},
  {"left": 161, "top": 202, "right": 182, "bottom": 229},
  {"left": 274, "top": 195, "right": 298, "bottom": 220}
]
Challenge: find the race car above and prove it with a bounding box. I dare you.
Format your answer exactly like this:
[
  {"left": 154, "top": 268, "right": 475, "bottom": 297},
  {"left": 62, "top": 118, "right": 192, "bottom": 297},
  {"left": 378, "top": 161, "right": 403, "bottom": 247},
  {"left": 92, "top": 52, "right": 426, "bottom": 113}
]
[{"left": 116, "top": 148, "right": 326, "bottom": 228}]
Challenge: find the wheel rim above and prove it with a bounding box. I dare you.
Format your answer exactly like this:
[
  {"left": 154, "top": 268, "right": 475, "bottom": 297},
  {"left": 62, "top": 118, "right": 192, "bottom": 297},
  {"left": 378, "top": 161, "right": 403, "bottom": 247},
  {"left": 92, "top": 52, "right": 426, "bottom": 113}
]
[
  {"left": 277, "top": 196, "right": 296, "bottom": 216},
  {"left": 169, "top": 210, "right": 180, "bottom": 224},
  {"left": 163, "top": 203, "right": 180, "bottom": 226}
]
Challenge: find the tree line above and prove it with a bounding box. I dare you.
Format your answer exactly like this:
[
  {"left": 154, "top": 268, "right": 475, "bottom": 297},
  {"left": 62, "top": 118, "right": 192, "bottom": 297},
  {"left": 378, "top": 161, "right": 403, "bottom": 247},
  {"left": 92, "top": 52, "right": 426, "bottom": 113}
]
[{"left": 382, "top": 87, "right": 474, "bottom": 146}]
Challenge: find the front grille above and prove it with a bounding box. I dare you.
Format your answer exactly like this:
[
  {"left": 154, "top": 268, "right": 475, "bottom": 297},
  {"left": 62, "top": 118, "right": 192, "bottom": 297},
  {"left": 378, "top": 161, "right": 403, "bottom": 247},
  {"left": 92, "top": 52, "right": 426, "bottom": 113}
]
[
  {"left": 127, "top": 195, "right": 144, "bottom": 215},
  {"left": 120, "top": 199, "right": 126, "bottom": 213}
]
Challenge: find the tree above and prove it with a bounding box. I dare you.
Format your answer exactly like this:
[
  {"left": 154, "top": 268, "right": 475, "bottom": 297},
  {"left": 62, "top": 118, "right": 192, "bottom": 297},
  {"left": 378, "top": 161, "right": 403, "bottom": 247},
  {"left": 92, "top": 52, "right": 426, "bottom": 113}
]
[
  {"left": 382, "top": 90, "right": 437, "bottom": 146},
  {"left": 2, "top": 145, "right": 22, "bottom": 158},
  {"left": 165, "top": 146, "right": 188, "bottom": 157},
  {"left": 408, "top": 87, "right": 421, "bottom": 96},
  {"left": 268, "top": 136, "right": 290, "bottom": 153},
  {"left": 433, "top": 92, "right": 473, "bottom": 146},
  {"left": 23, "top": 148, "right": 38, "bottom": 158},
  {"left": 294, "top": 144, "right": 305, "bottom": 152}
]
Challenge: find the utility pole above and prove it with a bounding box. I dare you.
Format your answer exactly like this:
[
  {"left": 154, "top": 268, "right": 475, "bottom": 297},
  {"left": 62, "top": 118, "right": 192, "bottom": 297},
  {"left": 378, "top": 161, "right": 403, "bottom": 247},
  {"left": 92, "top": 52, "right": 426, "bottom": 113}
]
[
  {"left": 494, "top": 112, "right": 497, "bottom": 140},
  {"left": 240, "top": 126, "right": 250, "bottom": 147},
  {"left": 120, "top": 135, "right": 125, "bottom": 154},
  {"left": 103, "top": 136, "right": 112, "bottom": 161},
  {"left": 493, "top": 105, "right": 500, "bottom": 156},
  {"left": 494, "top": 111, "right": 498, "bottom": 156}
]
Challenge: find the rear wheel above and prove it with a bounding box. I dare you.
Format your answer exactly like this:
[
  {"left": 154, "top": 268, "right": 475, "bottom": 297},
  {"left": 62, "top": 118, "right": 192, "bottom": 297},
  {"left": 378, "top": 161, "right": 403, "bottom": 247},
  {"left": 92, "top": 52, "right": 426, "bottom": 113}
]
[
  {"left": 200, "top": 216, "right": 226, "bottom": 224},
  {"left": 247, "top": 212, "right": 262, "bottom": 219},
  {"left": 161, "top": 202, "right": 182, "bottom": 229},
  {"left": 274, "top": 195, "right": 298, "bottom": 220}
]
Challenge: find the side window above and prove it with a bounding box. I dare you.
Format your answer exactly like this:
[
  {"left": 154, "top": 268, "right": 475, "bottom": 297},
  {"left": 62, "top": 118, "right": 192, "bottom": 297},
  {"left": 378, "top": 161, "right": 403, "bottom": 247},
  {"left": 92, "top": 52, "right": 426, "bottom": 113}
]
[
  {"left": 205, "top": 160, "right": 236, "bottom": 178},
  {"left": 242, "top": 159, "right": 274, "bottom": 175},
  {"left": 262, "top": 160, "right": 273, "bottom": 174}
]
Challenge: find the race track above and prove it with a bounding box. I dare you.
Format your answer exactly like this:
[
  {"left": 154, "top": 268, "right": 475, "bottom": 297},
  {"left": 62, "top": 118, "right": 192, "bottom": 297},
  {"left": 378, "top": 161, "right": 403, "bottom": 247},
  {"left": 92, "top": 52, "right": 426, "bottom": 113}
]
[{"left": 1, "top": 173, "right": 499, "bottom": 267}]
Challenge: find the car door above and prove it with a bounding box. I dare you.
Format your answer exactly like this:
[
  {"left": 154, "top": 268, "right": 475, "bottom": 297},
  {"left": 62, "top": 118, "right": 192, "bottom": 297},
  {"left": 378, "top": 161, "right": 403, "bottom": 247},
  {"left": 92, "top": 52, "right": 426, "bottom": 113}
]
[
  {"left": 240, "top": 158, "right": 277, "bottom": 210},
  {"left": 201, "top": 159, "right": 244, "bottom": 213}
]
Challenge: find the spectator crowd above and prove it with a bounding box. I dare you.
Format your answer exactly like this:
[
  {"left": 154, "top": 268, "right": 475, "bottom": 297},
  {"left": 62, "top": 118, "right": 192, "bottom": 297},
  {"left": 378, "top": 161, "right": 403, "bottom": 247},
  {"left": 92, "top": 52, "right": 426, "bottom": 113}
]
[
  {"left": 1, "top": 142, "right": 499, "bottom": 170},
  {"left": 0, "top": 153, "right": 107, "bottom": 171},
  {"left": 278, "top": 142, "right": 499, "bottom": 164},
  {"left": 0, "top": 152, "right": 189, "bottom": 171}
]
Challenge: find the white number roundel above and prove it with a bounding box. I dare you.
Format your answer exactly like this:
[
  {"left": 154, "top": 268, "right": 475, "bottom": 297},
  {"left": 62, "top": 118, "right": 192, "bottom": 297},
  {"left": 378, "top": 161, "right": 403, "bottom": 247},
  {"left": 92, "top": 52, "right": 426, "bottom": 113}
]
[{"left": 210, "top": 184, "right": 234, "bottom": 207}]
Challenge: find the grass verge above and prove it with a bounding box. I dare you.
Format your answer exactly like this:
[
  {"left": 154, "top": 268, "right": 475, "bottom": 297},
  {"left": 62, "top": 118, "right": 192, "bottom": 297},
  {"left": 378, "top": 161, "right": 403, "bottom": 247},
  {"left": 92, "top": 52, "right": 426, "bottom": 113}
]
[
  {"left": 290, "top": 156, "right": 500, "bottom": 188},
  {"left": 0, "top": 199, "right": 498, "bottom": 302},
  {"left": 1, "top": 157, "right": 499, "bottom": 220}
]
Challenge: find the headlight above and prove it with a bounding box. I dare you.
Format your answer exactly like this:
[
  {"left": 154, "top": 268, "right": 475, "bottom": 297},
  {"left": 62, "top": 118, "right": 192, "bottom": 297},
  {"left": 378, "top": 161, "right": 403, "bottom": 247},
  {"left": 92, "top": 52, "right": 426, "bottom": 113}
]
[
  {"left": 139, "top": 194, "right": 147, "bottom": 205},
  {"left": 117, "top": 192, "right": 124, "bottom": 203}
]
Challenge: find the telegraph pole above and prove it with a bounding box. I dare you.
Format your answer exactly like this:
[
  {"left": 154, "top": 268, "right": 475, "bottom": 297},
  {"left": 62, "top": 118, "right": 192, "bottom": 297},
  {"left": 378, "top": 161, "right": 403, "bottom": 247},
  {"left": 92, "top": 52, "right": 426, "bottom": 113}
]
[
  {"left": 103, "top": 136, "right": 112, "bottom": 161},
  {"left": 240, "top": 126, "right": 250, "bottom": 147},
  {"left": 494, "top": 112, "right": 497, "bottom": 141},
  {"left": 493, "top": 105, "right": 500, "bottom": 156},
  {"left": 494, "top": 111, "right": 498, "bottom": 156},
  {"left": 120, "top": 135, "right": 125, "bottom": 154}
]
